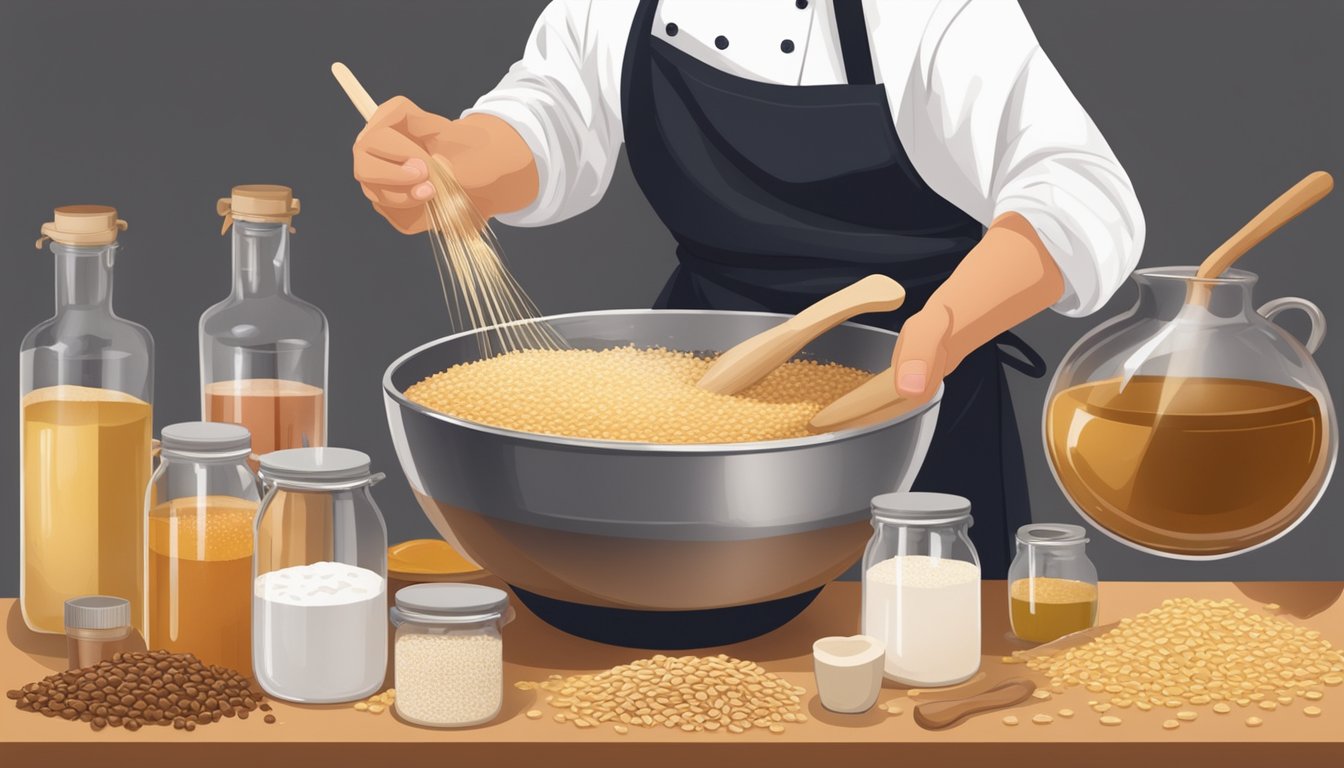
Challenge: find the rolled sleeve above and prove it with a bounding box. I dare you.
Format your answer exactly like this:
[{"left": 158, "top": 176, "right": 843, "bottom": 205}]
[
  {"left": 891, "top": 0, "right": 1145, "bottom": 317},
  {"left": 462, "top": 0, "right": 630, "bottom": 228}
]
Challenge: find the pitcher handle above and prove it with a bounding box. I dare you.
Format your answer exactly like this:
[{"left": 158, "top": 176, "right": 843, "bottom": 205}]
[{"left": 1258, "top": 297, "right": 1326, "bottom": 354}]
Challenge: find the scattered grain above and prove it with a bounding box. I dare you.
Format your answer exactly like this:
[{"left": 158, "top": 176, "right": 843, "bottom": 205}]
[
  {"left": 1002, "top": 715, "right": 1019, "bottom": 726},
  {"left": 1100, "top": 716, "right": 1122, "bottom": 726}
]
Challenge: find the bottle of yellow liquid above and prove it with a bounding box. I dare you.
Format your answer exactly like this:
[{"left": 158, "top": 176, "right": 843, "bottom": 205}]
[
  {"left": 147, "top": 422, "right": 259, "bottom": 674},
  {"left": 20, "top": 206, "right": 154, "bottom": 634}
]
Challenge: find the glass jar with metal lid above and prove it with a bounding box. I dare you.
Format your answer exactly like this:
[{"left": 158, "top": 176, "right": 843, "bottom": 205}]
[
  {"left": 1008, "top": 523, "right": 1098, "bottom": 643},
  {"left": 252, "top": 447, "right": 388, "bottom": 703},
  {"left": 861, "top": 492, "right": 981, "bottom": 686},
  {"left": 146, "top": 422, "right": 260, "bottom": 674},
  {"left": 390, "top": 583, "right": 515, "bottom": 727}
]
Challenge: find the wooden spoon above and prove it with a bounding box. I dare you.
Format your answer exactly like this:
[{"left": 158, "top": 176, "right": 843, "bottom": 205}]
[
  {"left": 808, "top": 365, "right": 913, "bottom": 432},
  {"left": 912, "top": 678, "right": 1037, "bottom": 730},
  {"left": 1188, "top": 170, "right": 1333, "bottom": 306},
  {"left": 697, "top": 275, "right": 905, "bottom": 395},
  {"left": 1117, "top": 170, "right": 1333, "bottom": 381}
]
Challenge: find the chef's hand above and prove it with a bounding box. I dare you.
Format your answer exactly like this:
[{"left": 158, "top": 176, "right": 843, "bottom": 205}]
[
  {"left": 351, "top": 97, "right": 539, "bottom": 234},
  {"left": 888, "top": 213, "right": 1065, "bottom": 405},
  {"left": 889, "top": 303, "right": 961, "bottom": 405}
]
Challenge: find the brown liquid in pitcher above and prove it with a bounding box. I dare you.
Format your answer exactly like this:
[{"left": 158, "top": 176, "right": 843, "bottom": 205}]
[{"left": 1047, "top": 376, "right": 1327, "bottom": 556}]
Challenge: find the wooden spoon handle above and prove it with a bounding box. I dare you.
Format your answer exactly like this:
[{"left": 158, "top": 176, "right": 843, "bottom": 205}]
[
  {"left": 698, "top": 275, "right": 904, "bottom": 395},
  {"left": 809, "top": 365, "right": 903, "bottom": 431},
  {"left": 1198, "top": 171, "right": 1333, "bottom": 280},
  {"left": 332, "top": 62, "right": 379, "bottom": 122},
  {"left": 786, "top": 275, "right": 906, "bottom": 333},
  {"left": 913, "top": 678, "right": 1037, "bottom": 731}
]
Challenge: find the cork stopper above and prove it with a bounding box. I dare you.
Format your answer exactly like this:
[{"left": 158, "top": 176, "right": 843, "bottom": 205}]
[
  {"left": 217, "top": 184, "right": 301, "bottom": 234},
  {"left": 36, "top": 205, "right": 128, "bottom": 249}
]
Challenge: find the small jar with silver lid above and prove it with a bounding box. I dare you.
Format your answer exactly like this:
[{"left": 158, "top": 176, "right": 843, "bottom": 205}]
[
  {"left": 65, "top": 596, "right": 134, "bottom": 670},
  {"left": 1008, "top": 523, "right": 1098, "bottom": 643},
  {"left": 391, "top": 583, "right": 514, "bottom": 728},
  {"left": 252, "top": 447, "right": 389, "bottom": 703}
]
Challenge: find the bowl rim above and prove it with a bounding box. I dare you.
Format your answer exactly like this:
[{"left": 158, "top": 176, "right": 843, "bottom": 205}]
[{"left": 382, "top": 308, "right": 943, "bottom": 455}]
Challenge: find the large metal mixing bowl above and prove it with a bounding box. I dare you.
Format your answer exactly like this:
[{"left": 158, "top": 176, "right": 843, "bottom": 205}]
[{"left": 383, "top": 310, "right": 940, "bottom": 648}]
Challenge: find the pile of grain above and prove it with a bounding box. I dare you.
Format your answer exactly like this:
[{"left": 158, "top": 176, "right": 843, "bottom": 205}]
[
  {"left": 404, "top": 346, "right": 871, "bottom": 443},
  {"left": 1011, "top": 597, "right": 1342, "bottom": 724},
  {"left": 516, "top": 653, "right": 807, "bottom": 734}
]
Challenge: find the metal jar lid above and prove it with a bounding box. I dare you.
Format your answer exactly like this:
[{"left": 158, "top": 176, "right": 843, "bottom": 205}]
[
  {"left": 259, "top": 447, "right": 378, "bottom": 489},
  {"left": 65, "top": 596, "right": 131, "bottom": 631},
  {"left": 871, "top": 492, "right": 973, "bottom": 526},
  {"left": 161, "top": 421, "right": 251, "bottom": 456},
  {"left": 1017, "top": 523, "right": 1089, "bottom": 546},
  {"left": 391, "top": 583, "right": 510, "bottom": 625}
]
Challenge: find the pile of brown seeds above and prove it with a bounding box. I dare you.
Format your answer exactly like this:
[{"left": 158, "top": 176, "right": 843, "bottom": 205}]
[
  {"left": 516, "top": 653, "right": 807, "bottom": 734},
  {"left": 6, "top": 650, "right": 272, "bottom": 732}
]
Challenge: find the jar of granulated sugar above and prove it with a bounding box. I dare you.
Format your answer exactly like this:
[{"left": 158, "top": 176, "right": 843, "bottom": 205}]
[{"left": 390, "top": 583, "right": 514, "bottom": 728}]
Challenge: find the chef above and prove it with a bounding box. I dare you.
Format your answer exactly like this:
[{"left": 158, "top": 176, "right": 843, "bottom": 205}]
[{"left": 351, "top": 0, "right": 1145, "bottom": 576}]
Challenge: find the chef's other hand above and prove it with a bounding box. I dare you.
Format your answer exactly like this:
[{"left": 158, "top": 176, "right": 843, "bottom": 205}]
[
  {"left": 889, "top": 303, "right": 960, "bottom": 406},
  {"left": 352, "top": 97, "right": 538, "bottom": 234}
]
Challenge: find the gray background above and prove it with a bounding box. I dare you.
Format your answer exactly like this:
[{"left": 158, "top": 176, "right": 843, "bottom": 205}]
[{"left": 1, "top": 0, "right": 1340, "bottom": 597}]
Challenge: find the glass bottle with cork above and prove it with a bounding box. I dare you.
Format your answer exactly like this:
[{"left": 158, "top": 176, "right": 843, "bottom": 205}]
[
  {"left": 21, "top": 206, "right": 154, "bottom": 635},
  {"left": 200, "top": 185, "right": 327, "bottom": 468},
  {"left": 146, "top": 422, "right": 260, "bottom": 675}
]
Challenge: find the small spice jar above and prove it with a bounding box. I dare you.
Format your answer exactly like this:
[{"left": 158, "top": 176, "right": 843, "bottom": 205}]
[
  {"left": 390, "top": 583, "right": 513, "bottom": 728},
  {"left": 1008, "top": 524, "right": 1099, "bottom": 643},
  {"left": 65, "top": 596, "right": 133, "bottom": 670}
]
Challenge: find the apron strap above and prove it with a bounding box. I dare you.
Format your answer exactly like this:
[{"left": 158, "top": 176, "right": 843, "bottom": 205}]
[
  {"left": 834, "top": 0, "right": 876, "bottom": 85},
  {"left": 994, "top": 331, "right": 1048, "bottom": 379}
]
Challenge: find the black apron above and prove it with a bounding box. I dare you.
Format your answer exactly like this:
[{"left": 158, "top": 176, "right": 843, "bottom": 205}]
[{"left": 620, "top": 0, "right": 1044, "bottom": 577}]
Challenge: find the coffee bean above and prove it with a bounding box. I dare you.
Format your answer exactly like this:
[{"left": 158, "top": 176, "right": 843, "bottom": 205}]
[
  {"left": 264, "top": 714, "right": 276, "bottom": 724},
  {"left": 9, "top": 651, "right": 268, "bottom": 734}
]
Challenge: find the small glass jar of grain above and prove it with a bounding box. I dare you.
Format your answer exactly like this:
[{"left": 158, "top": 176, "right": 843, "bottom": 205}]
[
  {"left": 390, "top": 583, "right": 514, "bottom": 728},
  {"left": 65, "top": 596, "right": 135, "bottom": 669},
  {"left": 1008, "top": 524, "right": 1099, "bottom": 644}
]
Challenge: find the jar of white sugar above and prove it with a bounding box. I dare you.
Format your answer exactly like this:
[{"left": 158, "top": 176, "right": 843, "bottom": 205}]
[
  {"left": 390, "top": 583, "right": 514, "bottom": 727},
  {"left": 861, "top": 493, "right": 981, "bottom": 687},
  {"left": 253, "top": 448, "right": 389, "bottom": 704}
]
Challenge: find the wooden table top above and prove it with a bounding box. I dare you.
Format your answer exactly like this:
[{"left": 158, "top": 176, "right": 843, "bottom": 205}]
[{"left": 3, "top": 581, "right": 1342, "bottom": 767}]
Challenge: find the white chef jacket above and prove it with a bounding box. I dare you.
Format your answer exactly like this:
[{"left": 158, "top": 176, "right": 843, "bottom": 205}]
[{"left": 466, "top": 0, "right": 1145, "bottom": 317}]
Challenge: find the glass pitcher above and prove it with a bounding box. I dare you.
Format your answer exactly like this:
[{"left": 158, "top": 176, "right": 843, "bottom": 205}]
[
  {"left": 20, "top": 206, "right": 154, "bottom": 634},
  {"left": 201, "top": 185, "right": 327, "bottom": 469},
  {"left": 1045, "top": 266, "right": 1336, "bottom": 559}
]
